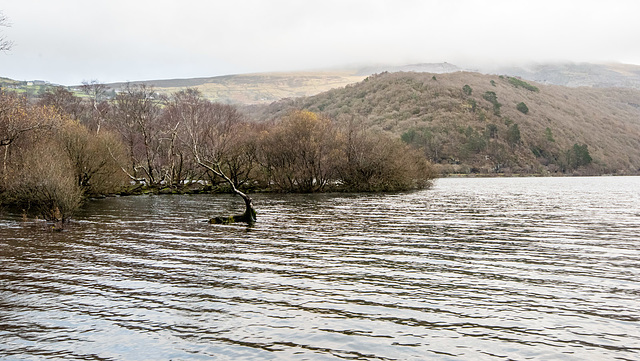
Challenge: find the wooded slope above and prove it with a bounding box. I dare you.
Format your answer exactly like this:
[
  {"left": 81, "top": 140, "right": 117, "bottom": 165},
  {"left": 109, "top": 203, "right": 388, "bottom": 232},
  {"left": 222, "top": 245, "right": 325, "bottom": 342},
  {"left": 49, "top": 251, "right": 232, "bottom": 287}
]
[{"left": 248, "top": 71, "right": 640, "bottom": 175}]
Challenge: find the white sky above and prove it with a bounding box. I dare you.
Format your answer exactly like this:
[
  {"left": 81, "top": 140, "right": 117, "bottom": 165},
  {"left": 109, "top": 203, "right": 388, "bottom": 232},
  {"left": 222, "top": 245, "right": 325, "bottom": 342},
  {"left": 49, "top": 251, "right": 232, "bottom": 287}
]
[{"left": 1, "top": 0, "right": 639, "bottom": 85}]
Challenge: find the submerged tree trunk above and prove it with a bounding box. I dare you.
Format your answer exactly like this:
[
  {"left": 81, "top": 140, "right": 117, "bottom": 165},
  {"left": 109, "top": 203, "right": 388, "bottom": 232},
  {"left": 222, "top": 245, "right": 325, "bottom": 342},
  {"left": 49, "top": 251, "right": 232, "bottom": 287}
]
[
  {"left": 195, "top": 156, "right": 256, "bottom": 225},
  {"left": 209, "top": 187, "right": 256, "bottom": 225}
]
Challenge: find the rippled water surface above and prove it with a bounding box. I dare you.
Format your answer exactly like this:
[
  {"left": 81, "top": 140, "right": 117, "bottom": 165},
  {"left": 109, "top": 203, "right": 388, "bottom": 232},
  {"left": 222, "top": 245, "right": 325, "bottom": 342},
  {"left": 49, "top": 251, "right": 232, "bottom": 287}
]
[{"left": 1, "top": 176, "right": 640, "bottom": 360}]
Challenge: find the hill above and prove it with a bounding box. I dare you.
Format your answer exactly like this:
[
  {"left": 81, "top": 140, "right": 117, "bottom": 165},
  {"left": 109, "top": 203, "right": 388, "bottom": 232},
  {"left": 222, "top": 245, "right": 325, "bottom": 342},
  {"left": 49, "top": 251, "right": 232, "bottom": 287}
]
[
  {"left": 245, "top": 71, "right": 640, "bottom": 175},
  {"left": 101, "top": 62, "right": 640, "bottom": 104},
  {"left": 355, "top": 62, "right": 462, "bottom": 76},
  {"left": 0, "top": 77, "right": 57, "bottom": 97},
  {"left": 104, "top": 71, "right": 367, "bottom": 104}
]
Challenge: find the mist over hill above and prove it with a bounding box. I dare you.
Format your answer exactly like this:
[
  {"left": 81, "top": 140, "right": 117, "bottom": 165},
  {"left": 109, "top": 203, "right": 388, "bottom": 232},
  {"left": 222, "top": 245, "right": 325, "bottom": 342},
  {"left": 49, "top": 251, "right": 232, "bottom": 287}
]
[
  {"left": 98, "top": 62, "right": 640, "bottom": 104},
  {"left": 245, "top": 71, "right": 640, "bottom": 175},
  {"left": 355, "top": 62, "right": 462, "bottom": 76},
  {"left": 485, "top": 62, "right": 640, "bottom": 89},
  {"left": 5, "top": 61, "right": 640, "bottom": 104},
  {"left": 356, "top": 62, "right": 640, "bottom": 89}
]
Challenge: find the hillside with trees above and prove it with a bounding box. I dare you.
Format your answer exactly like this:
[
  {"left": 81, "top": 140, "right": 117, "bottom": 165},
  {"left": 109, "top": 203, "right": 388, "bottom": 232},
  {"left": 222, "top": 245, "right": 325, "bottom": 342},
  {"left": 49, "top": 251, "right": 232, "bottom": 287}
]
[
  {"left": 3, "top": 69, "right": 640, "bottom": 223},
  {"left": 246, "top": 71, "right": 640, "bottom": 175},
  {"left": 0, "top": 86, "right": 434, "bottom": 223}
]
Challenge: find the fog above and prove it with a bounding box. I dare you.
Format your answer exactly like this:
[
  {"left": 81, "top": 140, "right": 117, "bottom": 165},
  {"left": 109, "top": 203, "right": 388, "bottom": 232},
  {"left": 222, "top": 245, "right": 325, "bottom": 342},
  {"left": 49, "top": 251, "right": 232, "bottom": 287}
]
[{"left": 1, "top": 0, "right": 639, "bottom": 85}]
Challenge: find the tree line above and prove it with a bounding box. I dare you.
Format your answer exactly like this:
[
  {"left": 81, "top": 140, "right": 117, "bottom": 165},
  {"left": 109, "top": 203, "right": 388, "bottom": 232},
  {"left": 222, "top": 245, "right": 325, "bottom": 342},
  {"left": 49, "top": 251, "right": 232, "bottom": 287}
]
[{"left": 0, "top": 85, "right": 435, "bottom": 222}]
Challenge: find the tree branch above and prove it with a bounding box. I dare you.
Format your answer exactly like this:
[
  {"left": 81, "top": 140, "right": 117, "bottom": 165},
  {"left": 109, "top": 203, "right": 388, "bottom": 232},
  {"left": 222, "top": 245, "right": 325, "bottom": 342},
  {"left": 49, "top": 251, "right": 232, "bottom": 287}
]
[{"left": 107, "top": 146, "right": 145, "bottom": 183}]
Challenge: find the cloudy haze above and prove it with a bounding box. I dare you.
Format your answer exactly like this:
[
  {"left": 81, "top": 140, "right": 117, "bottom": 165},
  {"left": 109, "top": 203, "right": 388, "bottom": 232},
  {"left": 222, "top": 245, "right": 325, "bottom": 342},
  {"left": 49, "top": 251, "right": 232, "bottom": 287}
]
[{"left": 1, "top": 0, "right": 639, "bottom": 85}]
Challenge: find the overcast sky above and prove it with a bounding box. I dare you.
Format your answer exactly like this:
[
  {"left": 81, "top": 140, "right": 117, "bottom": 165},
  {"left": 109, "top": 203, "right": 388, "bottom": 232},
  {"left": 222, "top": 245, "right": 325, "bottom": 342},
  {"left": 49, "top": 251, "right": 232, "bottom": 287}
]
[{"left": 1, "top": 0, "right": 639, "bottom": 85}]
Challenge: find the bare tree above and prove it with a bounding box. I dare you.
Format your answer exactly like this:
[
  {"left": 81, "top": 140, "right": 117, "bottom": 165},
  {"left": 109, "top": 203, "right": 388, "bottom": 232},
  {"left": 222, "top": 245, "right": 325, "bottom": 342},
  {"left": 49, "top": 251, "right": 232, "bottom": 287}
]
[
  {"left": 39, "top": 86, "right": 83, "bottom": 120},
  {"left": 109, "top": 84, "right": 162, "bottom": 185},
  {"left": 0, "top": 93, "right": 83, "bottom": 223},
  {"left": 258, "top": 110, "right": 341, "bottom": 192},
  {"left": 0, "top": 92, "right": 60, "bottom": 182},
  {"left": 173, "top": 89, "right": 256, "bottom": 223},
  {"left": 81, "top": 80, "right": 108, "bottom": 133},
  {"left": 4, "top": 138, "right": 82, "bottom": 223},
  {"left": 0, "top": 11, "right": 13, "bottom": 52},
  {"left": 161, "top": 89, "right": 201, "bottom": 189},
  {"left": 220, "top": 122, "right": 259, "bottom": 189},
  {"left": 58, "top": 120, "right": 128, "bottom": 196},
  {"left": 160, "top": 115, "right": 186, "bottom": 188}
]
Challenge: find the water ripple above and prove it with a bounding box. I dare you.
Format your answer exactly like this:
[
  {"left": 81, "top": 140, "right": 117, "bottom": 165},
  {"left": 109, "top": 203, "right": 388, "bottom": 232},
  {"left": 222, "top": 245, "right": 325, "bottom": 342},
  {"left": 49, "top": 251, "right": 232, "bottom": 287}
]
[{"left": 1, "top": 177, "right": 639, "bottom": 360}]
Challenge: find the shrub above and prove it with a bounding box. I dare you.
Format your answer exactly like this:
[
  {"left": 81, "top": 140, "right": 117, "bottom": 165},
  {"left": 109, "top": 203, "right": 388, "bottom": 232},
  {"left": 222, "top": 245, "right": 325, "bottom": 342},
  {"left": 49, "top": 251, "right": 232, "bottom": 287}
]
[
  {"left": 545, "top": 127, "right": 555, "bottom": 142},
  {"left": 517, "top": 102, "right": 529, "bottom": 114},
  {"left": 340, "top": 131, "right": 435, "bottom": 191},
  {"left": 4, "top": 140, "right": 83, "bottom": 222},
  {"left": 506, "top": 123, "right": 521, "bottom": 146},
  {"left": 58, "top": 120, "right": 128, "bottom": 196},
  {"left": 565, "top": 143, "right": 592, "bottom": 169},
  {"left": 258, "top": 110, "right": 341, "bottom": 192},
  {"left": 481, "top": 91, "right": 502, "bottom": 115},
  {"left": 462, "top": 84, "right": 472, "bottom": 96},
  {"left": 259, "top": 111, "right": 437, "bottom": 192},
  {"left": 463, "top": 128, "right": 487, "bottom": 155},
  {"left": 482, "top": 91, "right": 498, "bottom": 104},
  {"left": 468, "top": 99, "right": 477, "bottom": 112},
  {"left": 508, "top": 77, "right": 539, "bottom": 92},
  {"left": 485, "top": 123, "right": 499, "bottom": 139},
  {"left": 493, "top": 102, "right": 502, "bottom": 116}
]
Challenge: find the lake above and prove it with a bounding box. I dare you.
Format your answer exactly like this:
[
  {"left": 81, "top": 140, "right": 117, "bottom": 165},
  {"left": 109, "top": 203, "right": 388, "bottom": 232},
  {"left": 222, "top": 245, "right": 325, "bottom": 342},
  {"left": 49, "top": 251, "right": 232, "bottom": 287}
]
[{"left": 1, "top": 176, "right": 639, "bottom": 360}]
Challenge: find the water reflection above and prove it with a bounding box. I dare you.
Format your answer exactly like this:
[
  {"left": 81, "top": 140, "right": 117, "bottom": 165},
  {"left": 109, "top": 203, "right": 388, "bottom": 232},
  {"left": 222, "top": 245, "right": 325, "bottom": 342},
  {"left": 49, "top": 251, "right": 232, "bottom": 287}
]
[{"left": 1, "top": 177, "right": 640, "bottom": 360}]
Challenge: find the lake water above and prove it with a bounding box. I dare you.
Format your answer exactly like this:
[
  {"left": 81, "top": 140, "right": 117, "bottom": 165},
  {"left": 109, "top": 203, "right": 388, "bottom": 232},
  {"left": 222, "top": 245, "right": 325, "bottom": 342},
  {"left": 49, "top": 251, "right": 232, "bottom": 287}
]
[{"left": 1, "top": 176, "right": 639, "bottom": 360}]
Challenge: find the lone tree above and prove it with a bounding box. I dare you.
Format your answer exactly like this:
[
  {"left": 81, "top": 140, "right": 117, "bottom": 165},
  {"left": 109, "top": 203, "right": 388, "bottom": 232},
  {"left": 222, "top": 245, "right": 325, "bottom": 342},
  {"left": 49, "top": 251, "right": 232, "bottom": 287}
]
[
  {"left": 174, "top": 89, "right": 256, "bottom": 224},
  {"left": 110, "top": 84, "right": 162, "bottom": 186},
  {"left": 506, "top": 123, "right": 521, "bottom": 147},
  {"left": 565, "top": 143, "right": 592, "bottom": 170}
]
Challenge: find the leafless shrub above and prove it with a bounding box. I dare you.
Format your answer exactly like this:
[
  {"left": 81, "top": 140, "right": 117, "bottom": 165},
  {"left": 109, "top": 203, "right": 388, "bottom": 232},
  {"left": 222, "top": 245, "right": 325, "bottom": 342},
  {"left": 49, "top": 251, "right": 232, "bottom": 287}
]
[
  {"left": 58, "top": 120, "right": 128, "bottom": 196},
  {"left": 258, "top": 110, "right": 343, "bottom": 192},
  {"left": 340, "top": 121, "right": 435, "bottom": 191},
  {"left": 4, "top": 139, "right": 82, "bottom": 222}
]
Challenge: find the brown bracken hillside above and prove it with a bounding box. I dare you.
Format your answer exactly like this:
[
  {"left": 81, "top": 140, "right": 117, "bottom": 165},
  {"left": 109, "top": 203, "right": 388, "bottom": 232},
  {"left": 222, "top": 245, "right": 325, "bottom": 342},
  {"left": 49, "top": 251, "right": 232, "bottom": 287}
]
[{"left": 246, "top": 71, "right": 640, "bottom": 175}]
